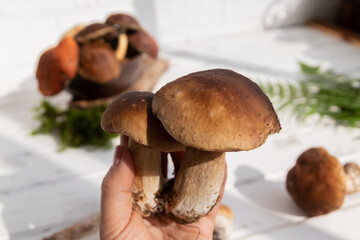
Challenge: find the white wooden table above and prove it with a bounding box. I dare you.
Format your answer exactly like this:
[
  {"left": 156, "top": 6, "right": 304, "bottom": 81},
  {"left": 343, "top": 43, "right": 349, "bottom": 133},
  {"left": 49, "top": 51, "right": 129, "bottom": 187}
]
[{"left": 1, "top": 26, "right": 360, "bottom": 240}]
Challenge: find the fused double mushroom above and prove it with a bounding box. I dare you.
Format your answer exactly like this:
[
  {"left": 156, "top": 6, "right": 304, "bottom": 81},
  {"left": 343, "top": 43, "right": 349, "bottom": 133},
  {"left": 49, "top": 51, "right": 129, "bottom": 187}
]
[
  {"left": 287, "top": 147, "right": 360, "bottom": 216},
  {"left": 36, "top": 13, "right": 158, "bottom": 97},
  {"left": 101, "top": 69, "right": 281, "bottom": 223}
]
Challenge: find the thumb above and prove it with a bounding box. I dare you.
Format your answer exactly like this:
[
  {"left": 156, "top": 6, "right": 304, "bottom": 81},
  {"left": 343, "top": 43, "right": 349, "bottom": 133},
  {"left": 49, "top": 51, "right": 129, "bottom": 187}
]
[{"left": 100, "top": 145, "right": 135, "bottom": 239}]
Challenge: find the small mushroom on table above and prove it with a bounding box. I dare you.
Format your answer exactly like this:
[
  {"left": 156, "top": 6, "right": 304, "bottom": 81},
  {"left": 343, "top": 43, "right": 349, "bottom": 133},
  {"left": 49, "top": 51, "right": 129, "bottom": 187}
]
[
  {"left": 344, "top": 162, "right": 360, "bottom": 194},
  {"left": 101, "top": 91, "right": 185, "bottom": 216},
  {"left": 286, "top": 147, "right": 360, "bottom": 216},
  {"left": 152, "top": 69, "right": 281, "bottom": 223},
  {"left": 213, "top": 204, "right": 234, "bottom": 240}
]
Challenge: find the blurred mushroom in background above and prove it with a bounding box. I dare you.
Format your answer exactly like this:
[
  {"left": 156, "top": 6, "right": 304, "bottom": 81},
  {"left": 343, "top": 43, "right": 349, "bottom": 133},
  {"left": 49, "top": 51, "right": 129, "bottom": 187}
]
[
  {"left": 213, "top": 204, "right": 234, "bottom": 240},
  {"left": 286, "top": 147, "right": 360, "bottom": 216},
  {"left": 36, "top": 37, "right": 79, "bottom": 96},
  {"left": 344, "top": 162, "right": 360, "bottom": 194},
  {"left": 33, "top": 13, "right": 167, "bottom": 149},
  {"left": 36, "top": 13, "right": 161, "bottom": 105}
]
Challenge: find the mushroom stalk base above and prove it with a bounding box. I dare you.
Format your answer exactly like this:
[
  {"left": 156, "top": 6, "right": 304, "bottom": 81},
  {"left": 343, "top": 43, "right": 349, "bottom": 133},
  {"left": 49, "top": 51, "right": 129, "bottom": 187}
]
[
  {"left": 168, "top": 148, "right": 225, "bottom": 224},
  {"left": 128, "top": 139, "right": 164, "bottom": 216}
]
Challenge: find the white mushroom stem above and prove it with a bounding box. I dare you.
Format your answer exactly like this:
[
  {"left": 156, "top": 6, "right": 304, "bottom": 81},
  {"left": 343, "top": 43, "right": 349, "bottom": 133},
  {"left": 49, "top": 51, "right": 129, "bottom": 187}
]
[
  {"left": 168, "top": 148, "right": 225, "bottom": 223},
  {"left": 344, "top": 162, "right": 360, "bottom": 194},
  {"left": 128, "top": 138, "right": 165, "bottom": 216},
  {"left": 115, "top": 33, "right": 128, "bottom": 61}
]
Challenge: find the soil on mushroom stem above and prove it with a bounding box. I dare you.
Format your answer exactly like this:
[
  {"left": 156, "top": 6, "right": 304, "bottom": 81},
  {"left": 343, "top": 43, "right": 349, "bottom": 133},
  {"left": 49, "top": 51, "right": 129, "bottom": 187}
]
[{"left": 31, "top": 100, "right": 117, "bottom": 151}]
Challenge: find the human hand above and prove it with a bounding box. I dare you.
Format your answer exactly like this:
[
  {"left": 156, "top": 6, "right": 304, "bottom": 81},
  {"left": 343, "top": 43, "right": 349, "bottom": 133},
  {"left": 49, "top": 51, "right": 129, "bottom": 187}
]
[{"left": 100, "top": 135, "right": 227, "bottom": 240}]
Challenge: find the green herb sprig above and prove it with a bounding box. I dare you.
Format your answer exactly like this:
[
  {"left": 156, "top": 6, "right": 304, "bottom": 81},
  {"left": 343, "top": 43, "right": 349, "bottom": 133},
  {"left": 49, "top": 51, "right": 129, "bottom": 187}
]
[
  {"left": 260, "top": 62, "right": 360, "bottom": 127},
  {"left": 32, "top": 100, "right": 117, "bottom": 150}
]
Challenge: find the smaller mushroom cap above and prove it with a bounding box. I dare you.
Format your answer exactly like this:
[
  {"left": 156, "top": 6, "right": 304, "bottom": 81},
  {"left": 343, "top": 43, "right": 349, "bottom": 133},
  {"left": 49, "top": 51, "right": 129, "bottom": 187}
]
[
  {"left": 106, "top": 13, "right": 140, "bottom": 34},
  {"left": 286, "top": 147, "right": 346, "bottom": 216},
  {"left": 152, "top": 69, "right": 281, "bottom": 152},
  {"left": 75, "top": 23, "right": 116, "bottom": 44},
  {"left": 78, "top": 40, "right": 121, "bottom": 84},
  {"left": 36, "top": 37, "right": 79, "bottom": 96},
  {"left": 106, "top": 13, "right": 158, "bottom": 58},
  {"left": 106, "top": 13, "right": 140, "bottom": 26},
  {"left": 101, "top": 91, "right": 185, "bottom": 152},
  {"left": 128, "top": 30, "right": 158, "bottom": 58}
]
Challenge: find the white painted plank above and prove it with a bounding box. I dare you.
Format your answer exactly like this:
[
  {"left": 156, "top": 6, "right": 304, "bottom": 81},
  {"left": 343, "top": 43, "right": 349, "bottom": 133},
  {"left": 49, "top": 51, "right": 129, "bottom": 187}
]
[
  {"left": 241, "top": 196, "right": 360, "bottom": 240},
  {"left": 0, "top": 173, "right": 104, "bottom": 240},
  {"left": 226, "top": 174, "right": 360, "bottom": 240}
]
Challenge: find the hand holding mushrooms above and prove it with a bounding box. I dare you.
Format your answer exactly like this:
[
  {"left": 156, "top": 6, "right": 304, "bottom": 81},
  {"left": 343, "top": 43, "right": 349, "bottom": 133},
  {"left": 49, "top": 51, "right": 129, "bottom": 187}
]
[
  {"left": 100, "top": 136, "right": 227, "bottom": 240},
  {"left": 101, "top": 69, "right": 281, "bottom": 225}
]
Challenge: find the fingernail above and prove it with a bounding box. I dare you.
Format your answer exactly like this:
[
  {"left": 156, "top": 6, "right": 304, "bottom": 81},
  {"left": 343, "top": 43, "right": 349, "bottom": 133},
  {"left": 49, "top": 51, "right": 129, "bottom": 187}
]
[{"left": 113, "top": 146, "right": 123, "bottom": 166}]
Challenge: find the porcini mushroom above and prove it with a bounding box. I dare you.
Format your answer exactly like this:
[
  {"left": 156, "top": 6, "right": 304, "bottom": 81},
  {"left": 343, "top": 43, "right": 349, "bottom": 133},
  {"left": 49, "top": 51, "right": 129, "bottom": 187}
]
[
  {"left": 106, "top": 13, "right": 158, "bottom": 59},
  {"left": 286, "top": 148, "right": 347, "bottom": 216},
  {"left": 78, "top": 40, "right": 121, "bottom": 84},
  {"left": 152, "top": 69, "right": 281, "bottom": 223},
  {"left": 106, "top": 13, "right": 140, "bottom": 27},
  {"left": 36, "top": 37, "right": 79, "bottom": 96},
  {"left": 127, "top": 30, "right": 158, "bottom": 59},
  {"left": 344, "top": 162, "right": 360, "bottom": 194},
  {"left": 101, "top": 91, "right": 185, "bottom": 216},
  {"left": 213, "top": 204, "right": 234, "bottom": 240},
  {"left": 106, "top": 13, "right": 140, "bottom": 61}
]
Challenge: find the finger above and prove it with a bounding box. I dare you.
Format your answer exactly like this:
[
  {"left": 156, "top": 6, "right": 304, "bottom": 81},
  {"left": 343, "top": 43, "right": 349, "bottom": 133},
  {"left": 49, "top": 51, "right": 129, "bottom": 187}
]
[
  {"left": 100, "top": 145, "right": 135, "bottom": 239},
  {"left": 205, "top": 162, "right": 227, "bottom": 222}
]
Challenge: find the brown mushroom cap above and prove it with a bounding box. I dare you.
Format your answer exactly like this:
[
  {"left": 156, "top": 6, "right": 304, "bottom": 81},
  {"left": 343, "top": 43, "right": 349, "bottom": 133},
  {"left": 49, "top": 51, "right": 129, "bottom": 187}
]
[
  {"left": 101, "top": 91, "right": 185, "bottom": 152},
  {"left": 106, "top": 13, "right": 158, "bottom": 58},
  {"left": 106, "top": 13, "right": 140, "bottom": 32},
  {"left": 36, "top": 37, "right": 79, "bottom": 96},
  {"left": 286, "top": 148, "right": 346, "bottom": 216},
  {"left": 128, "top": 30, "right": 158, "bottom": 58},
  {"left": 75, "top": 23, "right": 116, "bottom": 44},
  {"left": 152, "top": 69, "right": 281, "bottom": 152},
  {"left": 78, "top": 40, "right": 121, "bottom": 84}
]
